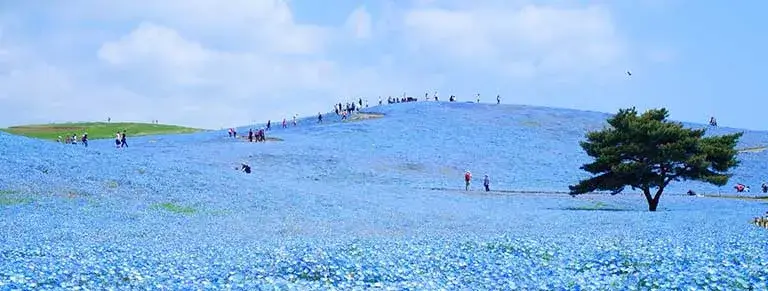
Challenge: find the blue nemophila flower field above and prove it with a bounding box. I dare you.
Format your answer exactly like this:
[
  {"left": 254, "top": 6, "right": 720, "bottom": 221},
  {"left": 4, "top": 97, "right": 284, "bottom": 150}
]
[{"left": 1, "top": 102, "right": 768, "bottom": 290}]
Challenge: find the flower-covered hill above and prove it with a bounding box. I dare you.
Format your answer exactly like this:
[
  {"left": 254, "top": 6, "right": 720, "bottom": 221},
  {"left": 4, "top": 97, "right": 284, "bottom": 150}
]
[
  {"left": 2, "top": 102, "right": 768, "bottom": 290},
  {"left": 248, "top": 101, "right": 768, "bottom": 195},
  {"left": 4, "top": 101, "right": 765, "bottom": 197}
]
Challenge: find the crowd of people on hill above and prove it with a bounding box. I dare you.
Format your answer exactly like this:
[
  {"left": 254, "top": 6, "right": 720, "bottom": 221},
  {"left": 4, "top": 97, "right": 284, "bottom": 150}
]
[
  {"left": 57, "top": 133, "right": 89, "bottom": 147},
  {"left": 371, "top": 92, "right": 502, "bottom": 105},
  {"left": 55, "top": 130, "right": 128, "bottom": 148},
  {"left": 229, "top": 92, "right": 505, "bottom": 144}
]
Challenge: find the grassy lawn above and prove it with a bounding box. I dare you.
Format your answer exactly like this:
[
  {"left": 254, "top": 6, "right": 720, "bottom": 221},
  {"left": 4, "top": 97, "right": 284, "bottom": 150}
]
[
  {"left": 151, "top": 202, "right": 198, "bottom": 215},
  {"left": 1, "top": 122, "right": 203, "bottom": 140}
]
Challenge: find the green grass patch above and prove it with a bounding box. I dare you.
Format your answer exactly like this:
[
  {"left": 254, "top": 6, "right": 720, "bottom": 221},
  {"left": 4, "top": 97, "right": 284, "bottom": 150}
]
[
  {"left": 105, "top": 180, "right": 119, "bottom": 188},
  {"left": 702, "top": 194, "right": 768, "bottom": 201},
  {"left": 562, "top": 201, "right": 628, "bottom": 211},
  {"left": 0, "top": 189, "right": 32, "bottom": 206},
  {"left": 519, "top": 120, "right": 540, "bottom": 127},
  {"left": 1, "top": 122, "right": 203, "bottom": 141},
  {"left": 0, "top": 189, "right": 20, "bottom": 195},
  {"left": 0, "top": 197, "right": 33, "bottom": 206},
  {"left": 151, "top": 202, "right": 198, "bottom": 214}
]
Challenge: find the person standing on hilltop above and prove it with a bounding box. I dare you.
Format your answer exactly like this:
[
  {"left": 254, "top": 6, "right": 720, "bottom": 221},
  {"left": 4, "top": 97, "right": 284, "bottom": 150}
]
[
  {"left": 318, "top": 112, "right": 323, "bottom": 123},
  {"left": 464, "top": 170, "right": 472, "bottom": 191}
]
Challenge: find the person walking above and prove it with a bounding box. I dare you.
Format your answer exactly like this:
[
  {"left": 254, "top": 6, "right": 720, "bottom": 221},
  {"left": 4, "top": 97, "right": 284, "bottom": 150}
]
[
  {"left": 483, "top": 175, "right": 490, "bottom": 192},
  {"left": 464, "top": 170, "right": 472, "bottom": 191},
  {"left": 120, "top": 131, "right": 128, "bottom": 148}
]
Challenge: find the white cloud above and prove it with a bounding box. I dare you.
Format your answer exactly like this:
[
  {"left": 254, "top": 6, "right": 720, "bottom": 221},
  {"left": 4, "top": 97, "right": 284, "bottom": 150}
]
[
  {"left": 345, "top": 6, "right": 373, "bottom": 40},
  {"left": 57, "top": 0, "right": 329, "bottom": 55},
  {"left": 0, "top": 1, "right": 358, "bottom": 128},
  {"left": 402, "top": 3, "right": 625, "bottom": 78},
  {"left": 0, "top": 0, "right": 659, "bottom": 129}
]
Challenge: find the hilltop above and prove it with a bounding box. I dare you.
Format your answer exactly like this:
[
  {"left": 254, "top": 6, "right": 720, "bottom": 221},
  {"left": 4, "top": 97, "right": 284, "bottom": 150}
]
[
  {"left": 1, "top": 122, "right": 203, "bottom": 140},
  {"left": 1, "top": 102, "right": 768, "bottom": 289}
]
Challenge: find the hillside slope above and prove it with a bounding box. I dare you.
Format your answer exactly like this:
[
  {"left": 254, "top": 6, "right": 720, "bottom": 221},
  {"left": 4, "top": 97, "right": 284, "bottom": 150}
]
[
  {"left": 244, "top": 101, "right": 768, "bottom": 195},
  {"left": 2, "top": 102, "right": 766, "bottom": 197}
]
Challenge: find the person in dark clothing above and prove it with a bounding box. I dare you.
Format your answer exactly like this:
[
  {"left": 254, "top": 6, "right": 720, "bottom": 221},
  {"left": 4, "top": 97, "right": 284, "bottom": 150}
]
[
  {"left": 267, "top": 120, "right": 271, "bottom": 131},
  {"left": 248, "top": 129, "right": 254, "bottom": 142},
  {"left": 358, "top": 98, "right": 363, "bottom": 107},
  {"left": 241, "top": 163, "right": 251, "bottom": 174},
  {"left": 120, "top": 131, "right": 127, "bottom": 147},
  {"left": 318, "top": 112, "right": 323, "bottom": 123},
  {"left": 260, "top": 129, "right": 266, "bottom": 142},
  {"left": 483, "top": 175, "right": 490, "bottom": 192},
  {"left": 81, "top": 133, "right": 88, "bottom": 147}
]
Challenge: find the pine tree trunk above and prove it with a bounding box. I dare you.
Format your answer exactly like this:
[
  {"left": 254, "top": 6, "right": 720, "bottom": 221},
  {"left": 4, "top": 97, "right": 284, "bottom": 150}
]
[
  {"left": 642, "top": 188, "right": 655, "bottom": 212},
  {"left": 648, "top": 199, "right": 659, "bottom": 211},
  {"left": 647, "top": 188, "right": 664, "bottom": 212}
]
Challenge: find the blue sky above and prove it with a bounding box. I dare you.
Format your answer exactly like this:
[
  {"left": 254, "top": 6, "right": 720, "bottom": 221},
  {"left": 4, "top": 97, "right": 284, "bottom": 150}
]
[{"left": 0, "top": 0, "right": 765, "bottom": 130}]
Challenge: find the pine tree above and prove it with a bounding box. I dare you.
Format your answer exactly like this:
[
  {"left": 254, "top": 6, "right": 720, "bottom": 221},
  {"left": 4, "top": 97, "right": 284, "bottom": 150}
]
[{"left": 569, "top": 107, "right": 742, "bottom": 211}]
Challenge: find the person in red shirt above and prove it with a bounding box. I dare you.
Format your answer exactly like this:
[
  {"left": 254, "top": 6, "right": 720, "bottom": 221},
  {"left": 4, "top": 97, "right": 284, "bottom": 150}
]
[{"left": 464, "top": 170, "right": 472, "bottom": 191}]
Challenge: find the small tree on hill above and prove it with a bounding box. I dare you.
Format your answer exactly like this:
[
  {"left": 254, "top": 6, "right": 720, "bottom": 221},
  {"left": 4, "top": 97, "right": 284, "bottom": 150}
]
[{"left": 569, "top": 107, "right": 742, "bottom": 211}]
